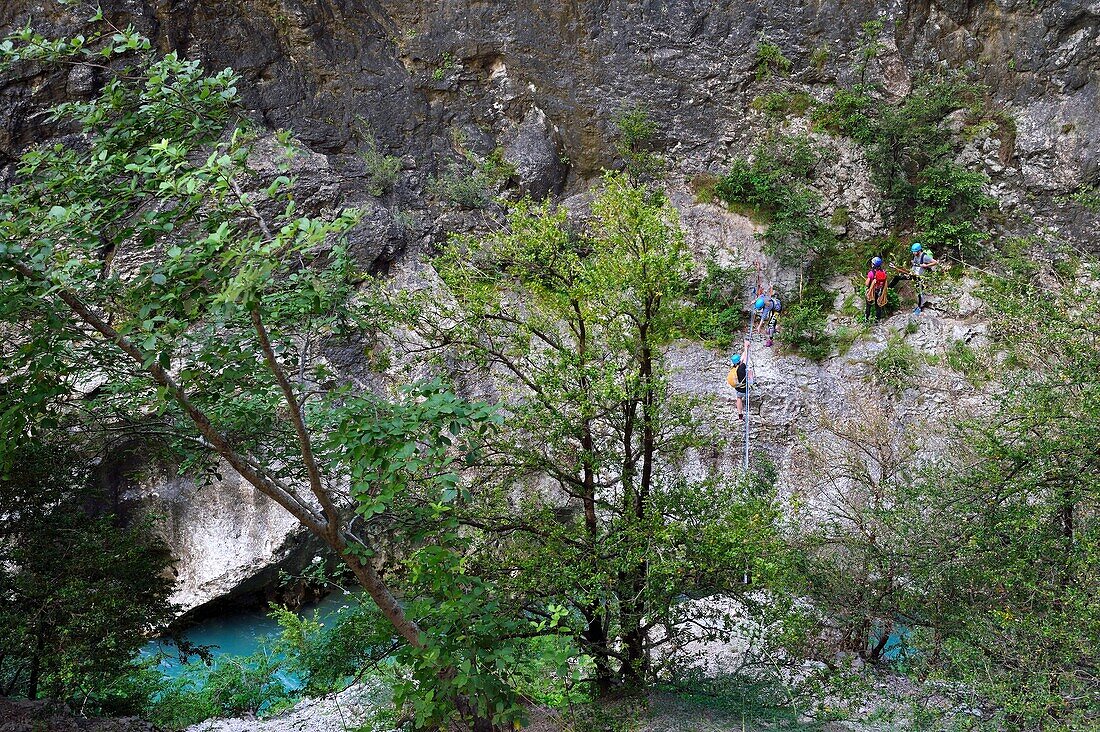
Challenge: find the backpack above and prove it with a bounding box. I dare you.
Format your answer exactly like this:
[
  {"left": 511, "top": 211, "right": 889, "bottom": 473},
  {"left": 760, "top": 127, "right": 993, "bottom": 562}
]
[
  {"left": 727, "top": 363, "right": 746, "bottom": 390},
  {"left": 771, "top": 297, "right": 782, "bottom": 312}
]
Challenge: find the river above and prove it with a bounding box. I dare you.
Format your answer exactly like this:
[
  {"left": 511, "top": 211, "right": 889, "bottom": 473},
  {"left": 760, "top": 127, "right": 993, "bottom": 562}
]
[{"left": 142, "top": 591, "right": 357, "bottom": 683}]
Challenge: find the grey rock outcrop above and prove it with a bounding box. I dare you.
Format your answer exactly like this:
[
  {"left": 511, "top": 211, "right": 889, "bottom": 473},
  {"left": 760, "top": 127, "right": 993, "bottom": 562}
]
[
  {"left": 3, "top": 0, "right": 1097, "bottom": 228},
  {"left": 503, "top": 106, "right": 568, "bottom": 199},
  {"left": 139, "top": 462, "right": 313, "bottom": 614}
]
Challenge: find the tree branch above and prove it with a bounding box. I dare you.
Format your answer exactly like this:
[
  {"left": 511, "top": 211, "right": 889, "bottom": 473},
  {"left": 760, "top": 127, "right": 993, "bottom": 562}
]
[{"left": 250, "top": 306, "right": 341, "bottom": 536}]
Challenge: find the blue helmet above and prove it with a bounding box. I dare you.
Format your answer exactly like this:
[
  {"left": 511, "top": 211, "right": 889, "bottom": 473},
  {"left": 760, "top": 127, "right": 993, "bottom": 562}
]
[
  {"left": 871, "top": 256, "right": 883, "bottom": 268},
  {"left": 910, "top": 242, "right": 923, "bottom": 254},
  {"left": 754, "top": 297, "right": 766, "bottom": 310},
  {"left": 730, "top": 354, "right": 742, "bottom": 365}
]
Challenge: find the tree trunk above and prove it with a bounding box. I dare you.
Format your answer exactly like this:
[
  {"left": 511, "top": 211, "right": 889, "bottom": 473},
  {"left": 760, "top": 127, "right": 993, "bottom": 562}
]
[
  {"left": 623, "top": 316, "right": 656, "bottom": 685},
  {"left": 26, "top": 625, "right": 45, "bottom": 700},
  {"left": 582, "top": 606, "right": 615, "bottom": 695}
]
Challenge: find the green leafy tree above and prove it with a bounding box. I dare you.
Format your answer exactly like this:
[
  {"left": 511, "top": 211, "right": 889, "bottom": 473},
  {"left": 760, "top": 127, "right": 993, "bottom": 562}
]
[
  {"left": 899, "top": 261, "right": 1100, "bottom": 729},
  {"left": 787, "top": 404, "right": 922, "bottom": 665},
  {"left": 407, "top": 174, "right": 785, "bottom": 695},
  {"left": 0, "top": 22, "right": 510, "bottom": 729}
]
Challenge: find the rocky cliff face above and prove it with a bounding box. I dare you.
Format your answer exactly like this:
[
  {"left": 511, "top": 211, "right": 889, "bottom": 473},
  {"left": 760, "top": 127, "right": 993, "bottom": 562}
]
[{"left": 1, "top": 0, "right": 1094, "bottom": 615}]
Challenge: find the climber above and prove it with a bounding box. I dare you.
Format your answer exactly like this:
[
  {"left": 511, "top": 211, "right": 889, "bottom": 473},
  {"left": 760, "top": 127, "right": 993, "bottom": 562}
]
[
  {"left": 889, "top": 243, "right": 940, "bottom": 314},
  {"left": 727, "top": 339, "right": 750, "bottom": 421},
  {"left": 864, "top": 256, "right": 888, "bottom": 322},
  {"left": 751, "top": 295, "right": 767, "bottom": 337},
  {"left": 762, "top": 294, "right": 782, "bottom": 346},
  {"left": 752, "top": 288, "right": 779, "bottom": 335}
]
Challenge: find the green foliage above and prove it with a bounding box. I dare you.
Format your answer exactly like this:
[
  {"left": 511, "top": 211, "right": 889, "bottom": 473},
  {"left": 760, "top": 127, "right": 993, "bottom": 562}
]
[
  {"left": 752, "top": 91, "right": 814, "bottom": 120},
  {"left": 326, "top": 382, "right": 529, "bottom": 728},
  {"left": 0, "top": 441, "right": 176, "bottom": 711},
  {"left": 270, "top": 601, "right": 393, "bottom": 697},
  {"left": 907, "top": 263, "right": 1100, "bottom": 728},
  {"left": 871, "top": 335, "right": 919, "bottom": 393},
  {"left": 144, "top": 651, "right": 295, "bottom": 729},
  {"left": 360, "top": 139, "right": 402, "bottom": 196},
  {"left": 713, "top": 134, "right": 835, "bottom": 265},
  {"left": 1063, "top": 184, "right": 1100, "bottom": 213},
  {"left": 785, "top": 258, "right": 1100, "bottom": 726},
  {"left": 685, "top": 259, "right": 751, "bottom": 347},
  {"left": 855, "top": 20, "right": 885, "bottom": 79},
  {"left": 943, "top": 339, "right": 987, "bottom": 383},
  {"left": 914, "top": 161, "right": 995, "bottom": 254},
  {"left": 431, "top": 52, "right": 456, "bottom": 81},
  {"left": 787, "top": 408, "right": 924, "bottom": 665},
  {"left": 811, "top": 87, "right": 876, "bottom": 143},
  {"left": 430, "top": 162, "right": 493, "bottom": 208},
  {"left": 614, "top": 107, "right": 664, "bottom": 183},
  {"left": 834, "top": 324, "right": 865, "bottom": 356},
  {"left": 430, "top": 146, "right": 516, "bottom": 209},
  {"left": 810, "top": 45, "right": 830, "bottom": 71},
  {"left": 777, "top": 294, "right": 833, "bottom": 362},
  {"left": 755, "top": 35, "right": 792, "bottom": 80},
  {"left": 0, "top": 23, "right": 513, "bottom": 728},
  {"left": 416, "top": 174, "right": 787, "bottom": 696},
  {"left": 811, "top": 78, "right": 995, "bottom": 257}
]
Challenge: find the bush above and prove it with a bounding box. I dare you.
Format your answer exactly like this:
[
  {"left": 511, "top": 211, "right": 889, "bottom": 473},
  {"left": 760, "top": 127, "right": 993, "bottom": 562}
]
[
  {"left": 834, "top": 324, "right": 865, "bottom": 356},
  {"left": 944, "top": 339, "right": 987, "bottom": 383},
  {"left": 360, "top": 140, "right": 402, "bottom": 196},
  {"left": 914, "top": 161, "right": 994, "bottom": 257},
  {"left": 687, "top": 260, "right": 750, "bottom": 347},
  {"left": 777, "top": 298, "right": 833, "bottom": 362},
  {"left": 271, "top": 600, "right": 393, "bottom": 697},
  {"left": 810, "top": 45, "right": 830, "bottom": 71},
  {"left": 1068, "top": 185, "right": 1100, "bottom": 213},
  {"left": 430, "top": 164, "right": 492, "bottom": 208},
  {"left": 430, "top": 146, "right": 516, "bottom": 209},
  {"left": 755, "top": 36, "right": 791, "bottom": 80},
  {"left": 713, "top": 135, "right": 834, "bottom": 265},
  {"left": 871, "top": 337, "right": 920, "bottom": 393},
  {"left": 811, "top": 87, "right": 876, "bottom": 143},
  {"left": 751, "top": 91, "right": 813, "bottom": 120},
  {"left": 144, "top": 650, "right": 297, "bottom": 730},
  {"left": 615, "top": 106, "right": 664, "bottom": 182},
  {"left": 0, "top": 442, "right": 175, "bottom": 715}
]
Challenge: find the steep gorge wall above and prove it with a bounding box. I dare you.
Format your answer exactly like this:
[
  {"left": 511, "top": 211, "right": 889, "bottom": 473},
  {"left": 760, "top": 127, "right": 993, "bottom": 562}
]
[
  {"left": 1, "top": 0, "right": 1096, "bottom": 614},
  {"left": 4, "top": 0, "right": 1098, "bottom": 225}
]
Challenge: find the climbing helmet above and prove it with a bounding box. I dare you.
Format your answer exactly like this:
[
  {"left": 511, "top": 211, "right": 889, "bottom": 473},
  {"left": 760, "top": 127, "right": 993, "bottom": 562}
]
[
  {"left": 871, "top": 256, "right": 883, "bottom": 268},
  {"left": 910, "top": 242, "right": 923, "bottom": 254},
  {"left": 730, "top": 354, "right": 742, "bottom": 365}
]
